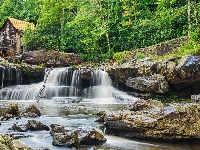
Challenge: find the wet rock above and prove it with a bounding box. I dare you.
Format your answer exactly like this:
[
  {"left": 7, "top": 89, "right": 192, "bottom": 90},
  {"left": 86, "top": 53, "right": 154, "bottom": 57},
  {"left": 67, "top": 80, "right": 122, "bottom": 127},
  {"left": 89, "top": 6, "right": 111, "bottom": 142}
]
[
  {"left": 5, "top": 103, "right": 20, "bottom": 117},
  {"left": 26, "top": 120, "right": 50, "bottom": 131},
  {"left": 50, "top": 125, "right": 107, "bottom": 148},
  {"left": 103, "top": 103, "right": 200, "bottom": 140},
  {"left": 1, "top": 103, "right": 20, "bottom": 120},
  {"left": 51, "top": 124, "right": 79, "bottom": 148},
  {"left": 126, "top": 74, "right": 169, "bottom": 93},
  {"left": 10, "top": 123, "right": 28, "bottom": 132},
  {"left": 126, "top": 99, "right": 164, "bottom": 111},
  {"left": 95, "top": 114, "right": 106, "bottom": 122},
  {"left": 50, "top": 124, "right": 69, "bottom": 135},
  {"left": 77, "top": 128, "right": 107, "bottom": 145},
  {"left": 94, "top": 111, "right": 106, "bottom": 122},
  {"left": 9, "top": 120, "right": 49, "bottom": 133},
  {"left": 21, "top": 105, "right": 41, "bottom": 118},
  {"left": 0, "top": 111, "right": 4, "bottom": 117},
  {"left": 52, "top": 131, "right": 79, "bottom": 148},
  {"left": 0, "top": 134, "right": 33, "bottom": 150}
]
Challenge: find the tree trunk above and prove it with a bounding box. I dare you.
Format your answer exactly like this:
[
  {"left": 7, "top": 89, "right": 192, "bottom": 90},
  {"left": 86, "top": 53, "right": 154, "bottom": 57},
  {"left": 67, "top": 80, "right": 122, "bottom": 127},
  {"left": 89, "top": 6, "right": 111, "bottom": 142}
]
[
  {"left": 188, "top": 0, "right": 191, "bottom": 39},
  {"left": 60, "top": 7, "right": 65, "bottom": 51},
  {"left": 194, "top": 0, "right": 199, "bottom": 28}
]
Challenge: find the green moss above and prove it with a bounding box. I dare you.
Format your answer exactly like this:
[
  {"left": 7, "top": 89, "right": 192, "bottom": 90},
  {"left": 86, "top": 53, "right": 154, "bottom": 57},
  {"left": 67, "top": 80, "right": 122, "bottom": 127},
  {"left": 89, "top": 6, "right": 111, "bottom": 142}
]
[
  {"left": 95, "top": 111, "right": 105, "bottom": 116},
  {"left": 134, "top": 52, "right": 145, "bottom": 59},
  {"left": 0, "top": 135, "right": 12, "bottom": 149}
]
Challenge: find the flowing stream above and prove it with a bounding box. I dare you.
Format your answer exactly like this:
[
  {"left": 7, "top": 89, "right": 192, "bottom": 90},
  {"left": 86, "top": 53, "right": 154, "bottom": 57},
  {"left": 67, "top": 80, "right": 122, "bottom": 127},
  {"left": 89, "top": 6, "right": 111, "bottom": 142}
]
[{"left": 0, "top": 67, "right": 199, "bottom": 150}]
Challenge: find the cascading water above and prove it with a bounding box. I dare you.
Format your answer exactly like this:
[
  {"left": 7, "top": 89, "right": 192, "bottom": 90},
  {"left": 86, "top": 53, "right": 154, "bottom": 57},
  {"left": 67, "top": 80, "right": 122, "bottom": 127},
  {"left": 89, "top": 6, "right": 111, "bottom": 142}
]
[
  {"left": 92, "top": 70, "right": 113, "bottom": 98},
  {"left": 16, "top": 68, "right": 22, "bottom": 85},
  {"left": 1, "top": 66, "right": 5, "bottom": 88},
  {"left": 0, "top": 67, "right": 137, "bottom": 103}
]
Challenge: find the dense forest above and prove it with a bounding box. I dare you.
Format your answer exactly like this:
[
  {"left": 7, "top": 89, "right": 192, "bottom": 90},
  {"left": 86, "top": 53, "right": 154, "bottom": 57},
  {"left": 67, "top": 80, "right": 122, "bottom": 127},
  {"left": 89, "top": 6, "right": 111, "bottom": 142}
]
[{"left": 0, "top": 0, "right": 199, "bottom": 62}]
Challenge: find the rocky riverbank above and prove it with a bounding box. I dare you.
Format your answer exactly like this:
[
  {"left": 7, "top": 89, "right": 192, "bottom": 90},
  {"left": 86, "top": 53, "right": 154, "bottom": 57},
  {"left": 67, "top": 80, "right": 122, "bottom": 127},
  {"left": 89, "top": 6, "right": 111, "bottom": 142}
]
[
  {"left": 96, "top": 99, "right": 200, "bottom": 141},
  {"left": 0, "top": 103, "right": 107, "bottom": 149}
]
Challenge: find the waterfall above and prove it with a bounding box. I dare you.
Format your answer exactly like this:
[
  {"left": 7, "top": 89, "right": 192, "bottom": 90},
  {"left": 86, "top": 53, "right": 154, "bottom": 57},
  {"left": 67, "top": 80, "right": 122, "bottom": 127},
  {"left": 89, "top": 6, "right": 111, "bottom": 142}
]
[
  {"left": 0, "top": 67, "right": 138, "bottom": 103},
  {"left": 1, "top": 66, "right": 5, "bottom": 88},
  {"left": 0, "top": 66, "right": 21, "bottom": 89},
  {"left": 69, "top": 69, "right": 81, "bottom": 97},
  {"left": 91, "top": 70, "right": 114, "bottom": 98},
  {"left": 16, "top": 68, "right": 22, "bottom": 85}
]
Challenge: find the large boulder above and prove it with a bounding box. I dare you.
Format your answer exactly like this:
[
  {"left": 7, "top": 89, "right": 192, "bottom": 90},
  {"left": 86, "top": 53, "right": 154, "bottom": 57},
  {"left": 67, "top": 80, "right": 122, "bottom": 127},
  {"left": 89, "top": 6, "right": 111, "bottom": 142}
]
[
  {"left": 50, "top": 124, "right": 107, "bottom": 148},
  {"left": 26, "top": 120, "right": 50, "bottom": 131},
  {"left": 21, "top": 51, "right": 82, "bottom": 67},
  {"left": 107, "top": 54, "right": 200, "bottom": 96},
  {"left": 157, "top": 55, "right": 200, "bottom": 84},
  {"left": 103, "top": 101, "right": 200, "bottom": 141},
  {"left": 126, "top": 74, "right": 169, "bottom": 93}
]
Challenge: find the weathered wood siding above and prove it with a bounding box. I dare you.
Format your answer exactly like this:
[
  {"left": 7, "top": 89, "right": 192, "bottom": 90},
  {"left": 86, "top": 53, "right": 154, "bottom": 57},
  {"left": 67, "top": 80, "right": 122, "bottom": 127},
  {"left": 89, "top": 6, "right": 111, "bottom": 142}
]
[{"left": 0, "top": 19, "right": 22, "bottom": 53}]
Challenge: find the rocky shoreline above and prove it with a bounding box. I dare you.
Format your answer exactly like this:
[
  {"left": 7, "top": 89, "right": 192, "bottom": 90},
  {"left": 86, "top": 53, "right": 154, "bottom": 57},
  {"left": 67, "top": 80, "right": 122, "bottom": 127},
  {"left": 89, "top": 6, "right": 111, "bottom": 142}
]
[
  {"left": 1, "top": 99, "right": 200, "bottom": 149},
  {"left": 96, "top": 99, "right": 200, "bottom": 142},
  {"left": 0, "top": 103, "right": 107, "bottom": 149}
]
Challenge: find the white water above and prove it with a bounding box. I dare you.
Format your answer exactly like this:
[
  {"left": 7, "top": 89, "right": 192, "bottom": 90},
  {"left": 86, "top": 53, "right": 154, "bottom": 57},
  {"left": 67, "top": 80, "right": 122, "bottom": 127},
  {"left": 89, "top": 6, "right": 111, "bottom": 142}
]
[
  {"left": 0, "top": 67, "right": 138, "bottom": 103},
  {"left": 0, "top": 68, "right": 198, "bottom": 150},
  {"left": 0, "top": 101, "right": 197, "bottom": 150}
]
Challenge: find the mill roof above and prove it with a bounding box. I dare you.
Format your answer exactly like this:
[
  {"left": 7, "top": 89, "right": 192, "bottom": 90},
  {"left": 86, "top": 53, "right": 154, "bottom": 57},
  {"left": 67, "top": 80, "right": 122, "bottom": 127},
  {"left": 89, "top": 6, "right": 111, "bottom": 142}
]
[{"left": 7, "top": 17, "right": 35, "bottom": 31}]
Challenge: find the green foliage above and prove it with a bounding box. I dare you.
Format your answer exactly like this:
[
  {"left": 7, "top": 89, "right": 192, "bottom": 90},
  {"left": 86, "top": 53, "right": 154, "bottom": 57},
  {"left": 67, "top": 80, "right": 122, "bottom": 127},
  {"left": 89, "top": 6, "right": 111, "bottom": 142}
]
[
  {"left": 134, "top": 52, "right": 145, "bottom": 59},
  {"left": 36, "top": 63, "right": 45, "bottom": 68},
  {"left": 17, "top": 60, "right": 25, "bottom": 67},
  {"left": 154, "top": 92, "right": 190, "bottom": 103},
  {"left": 174, "top": 28, "right": 200, "bottom": 57},
  {"left": 0, "top": 0, "right": 199, "bottom": 62},
  {"left": 80, "top": 50, "right": 113, "bottom": 62},
  {"left": 113, "top": 51, "right": 132, "bottom": 63}
]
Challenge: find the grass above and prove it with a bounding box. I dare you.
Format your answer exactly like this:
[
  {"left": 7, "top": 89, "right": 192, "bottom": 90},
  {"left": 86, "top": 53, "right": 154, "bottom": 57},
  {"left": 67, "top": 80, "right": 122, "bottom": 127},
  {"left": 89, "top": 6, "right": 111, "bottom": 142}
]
[{"left": 153, "top": 92, "right": 191, "bottom": 103}]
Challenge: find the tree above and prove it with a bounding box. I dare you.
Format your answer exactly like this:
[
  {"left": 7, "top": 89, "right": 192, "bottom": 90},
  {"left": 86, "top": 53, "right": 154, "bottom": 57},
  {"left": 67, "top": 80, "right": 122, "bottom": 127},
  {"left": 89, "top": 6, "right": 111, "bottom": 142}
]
[
  {"left": 0, "top": 0, "right": 14, "bottom": 26},
  {"left": 194, "top": 0, "right": 199, "bottom": 28},
  {"left": 188, "top": 0, "right": 191, "bottom": 38}
]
